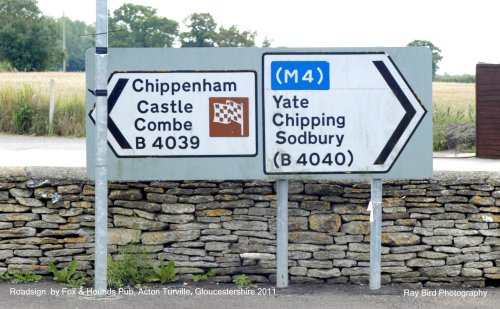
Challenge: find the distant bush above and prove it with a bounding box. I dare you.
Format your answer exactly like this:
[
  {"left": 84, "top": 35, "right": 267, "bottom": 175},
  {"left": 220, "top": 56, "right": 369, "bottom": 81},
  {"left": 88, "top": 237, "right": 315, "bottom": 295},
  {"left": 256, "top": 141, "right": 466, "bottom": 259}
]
[
  {"left": 433, "top": 104, "right": 476, "bottom": 152},
  {"left": 0, "top": 60, "right": 16, "bottom": 72},
  {"left": 434, "top": 74, "right": 475, "bottom": 83}
]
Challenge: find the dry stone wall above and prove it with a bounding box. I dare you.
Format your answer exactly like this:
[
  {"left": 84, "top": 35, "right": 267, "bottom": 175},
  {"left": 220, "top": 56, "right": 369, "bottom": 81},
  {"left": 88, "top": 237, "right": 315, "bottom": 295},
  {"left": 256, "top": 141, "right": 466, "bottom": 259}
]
[{"left": 0, "top": 167, "right": 499, "bottom": 288}]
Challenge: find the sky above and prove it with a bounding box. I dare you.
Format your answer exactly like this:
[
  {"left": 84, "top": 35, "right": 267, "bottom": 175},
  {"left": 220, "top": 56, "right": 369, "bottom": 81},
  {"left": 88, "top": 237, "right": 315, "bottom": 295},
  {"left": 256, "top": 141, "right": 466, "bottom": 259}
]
[{"left": 37, "top": 0, "right": 500, "bottom": 75}]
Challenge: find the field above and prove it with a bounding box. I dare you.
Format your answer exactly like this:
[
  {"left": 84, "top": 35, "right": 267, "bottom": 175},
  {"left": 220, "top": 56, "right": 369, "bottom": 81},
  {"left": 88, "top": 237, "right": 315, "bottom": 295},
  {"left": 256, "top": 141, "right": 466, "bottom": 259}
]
[
  {"left": 0, "top": 73, "right": 477, "bottom": 150},
  {"left": 432, "top": 82, "right": 476, "bottom": 151},
  {"left": 0, "top": 72, "right": 85, "bottom": 136},
  {"left": 433, "top": 82, "right": 475, "bottom": 113},
  {"left": 0, "top": 72, "right": 85, "bottom": 94}
]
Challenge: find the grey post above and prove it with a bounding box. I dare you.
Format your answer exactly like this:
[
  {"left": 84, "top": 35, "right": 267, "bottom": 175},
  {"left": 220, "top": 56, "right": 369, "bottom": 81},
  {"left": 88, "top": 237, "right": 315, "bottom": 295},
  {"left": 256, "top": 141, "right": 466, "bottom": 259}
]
[
  {"left": 94, "top": 0, "right": 108, "bottom": 294},
  {"left": 370, "top": 178, "right": 382, "bottom": 289},
  {"left": 276, "top": 179, "right": 288, "bottom": 288},
  {"left": 48, "top": 79, "right": 55, "bottom": 135}
]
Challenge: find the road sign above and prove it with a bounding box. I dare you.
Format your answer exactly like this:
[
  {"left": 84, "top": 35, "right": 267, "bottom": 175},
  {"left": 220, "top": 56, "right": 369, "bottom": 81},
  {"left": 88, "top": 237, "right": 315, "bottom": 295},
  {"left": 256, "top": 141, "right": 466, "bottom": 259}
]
[
  {"left": 263, "top": 52, "right": 427, "bottom": 175},
  {"left": 89, "top": 71, "right": 257, "bottom": 157},
  {"left": 86, "top": 48, "right": 431, "bottom": 180}
]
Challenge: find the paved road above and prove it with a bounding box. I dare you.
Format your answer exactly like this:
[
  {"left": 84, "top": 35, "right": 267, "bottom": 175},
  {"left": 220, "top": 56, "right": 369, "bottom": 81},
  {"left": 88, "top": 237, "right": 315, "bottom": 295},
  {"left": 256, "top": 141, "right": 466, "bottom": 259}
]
[
  {"left": 1, "top": 281, "right": 498, "bottom": 309},
  {"left": 0, "top": 135, "right": 85, "bottom": 167},
  {"left": 1, "top": 134, "right": 500, "bottom": 171}
]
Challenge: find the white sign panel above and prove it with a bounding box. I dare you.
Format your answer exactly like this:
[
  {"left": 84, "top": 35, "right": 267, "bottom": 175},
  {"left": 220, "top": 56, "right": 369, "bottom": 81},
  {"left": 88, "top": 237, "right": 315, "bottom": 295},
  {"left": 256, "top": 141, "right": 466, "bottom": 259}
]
[
  {"left": 90, "top": 71, "right": 257, "bottom": 157},
  {"left": 263, "top": 52, "right": 427, "bottom": 175}
]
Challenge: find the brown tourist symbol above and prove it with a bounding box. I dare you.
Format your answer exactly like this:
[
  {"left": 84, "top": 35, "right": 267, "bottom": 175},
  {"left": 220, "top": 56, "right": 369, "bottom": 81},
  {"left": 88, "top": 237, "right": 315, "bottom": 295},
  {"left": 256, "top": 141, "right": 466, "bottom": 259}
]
[{"left": 209, "top": 97, "right": 249, "bottom": 137}]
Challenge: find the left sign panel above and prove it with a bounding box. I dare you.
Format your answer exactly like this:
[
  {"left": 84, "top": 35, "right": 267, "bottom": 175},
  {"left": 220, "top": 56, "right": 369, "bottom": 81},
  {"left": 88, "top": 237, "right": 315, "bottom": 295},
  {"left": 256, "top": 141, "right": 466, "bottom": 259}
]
[{"left": 89, "top": 71, "right": 257, "bottom": 158}]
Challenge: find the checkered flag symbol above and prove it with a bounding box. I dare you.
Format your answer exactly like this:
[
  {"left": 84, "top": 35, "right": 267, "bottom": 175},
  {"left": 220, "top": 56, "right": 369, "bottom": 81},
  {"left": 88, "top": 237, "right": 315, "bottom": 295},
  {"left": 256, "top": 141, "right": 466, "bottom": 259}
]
[{"left": 213, "top": 100, "right": 244, "bottom": 135}]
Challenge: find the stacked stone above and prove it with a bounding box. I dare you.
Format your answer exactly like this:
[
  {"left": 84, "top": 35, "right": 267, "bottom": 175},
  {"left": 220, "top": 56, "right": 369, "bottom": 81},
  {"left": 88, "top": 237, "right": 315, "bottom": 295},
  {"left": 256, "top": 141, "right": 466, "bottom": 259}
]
[
  {"left": 0, "top": 167, "right": 498, "bottom": 287},
  {"left": 0, "top": 168, "right": 95, "bottom": 275}
]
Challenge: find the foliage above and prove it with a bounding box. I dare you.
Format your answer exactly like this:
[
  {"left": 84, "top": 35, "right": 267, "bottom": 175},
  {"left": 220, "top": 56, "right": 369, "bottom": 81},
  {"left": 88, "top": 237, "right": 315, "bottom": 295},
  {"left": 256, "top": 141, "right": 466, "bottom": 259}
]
[
  {"left": 11, "top": 270, "right": 42, "bottom": 283},
  {"left": 217, "top": 26, "right": 256, "bottom": 47},
  {"left": 109, "top": 3, "right": 178, "bottom": 48},
  {"left": 407, "top": 40, "right": 443, "bottom": 77},
  {"left": 0, "top": 60, "right": 15, "bottom": 72},
  {"left": 432, "top": 81, "right": 475, "bottom": 151},
  {"left": 0, "top": 72, "right": 86, "bottom": 136},
  {"left": 433, "top": 103, "right": 475, "bottom": 152},
  {"left": 0, "top": 271, "right": 10, "bottom": 281},
  {"left": 181, "top": 13, "right": 218, "bottom": 47},
  {"left": 0, "top": 0, "right": 63, "bottom": 71},
  {"left": 107, "top": 244, "right": 154, "bottom": 289},
  {"left": 147, "top": 258, "right": 178, "bottom": 284},
  {"left": 434, "top": 74, "right": 475, "bottom": 83},
  {"left": 11, "top": 85, "right": 34, "bottom": 133},
  {"left": 193, "top": 268, "right": 216, "bottom": 282},
  {"left": 6, "top": 84, "right": 49, "bottom": 135},
  {"left": 233, "top": 274, "right": 256, "bottom": 288},
  {"left": 0, "top": 270, "right": 41, "bottom": 283},
  {"left": 181, "top": 13, "right": 260, "bottom": 47},
  {"left": 51, "top": 95, "right": 86, "bottom": 136},
  {"left": 1, "top": 2, "right": 268, "bottom": 72},
  {"left": 58, "top": 17, "right": 95, "bottom": 72},
  {"left": 262, "top": 36, "right": 273, "bottom": 48},
  {"left": 48, "top": 260, "right": 87, "bottom": 288}
]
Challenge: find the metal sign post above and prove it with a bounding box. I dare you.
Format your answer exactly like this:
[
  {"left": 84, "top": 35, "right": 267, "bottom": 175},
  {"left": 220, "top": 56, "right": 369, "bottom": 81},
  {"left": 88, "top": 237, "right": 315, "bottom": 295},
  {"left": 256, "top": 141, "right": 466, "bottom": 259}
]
[
  {"left": 276, "top": 179, "right": 289, "bottom": 287},
  {"left": 94, "top": 0, "right": 108, "bottom": 293},
  {"left": 369, "top": 179, "right": 383, "bottom": 289}
]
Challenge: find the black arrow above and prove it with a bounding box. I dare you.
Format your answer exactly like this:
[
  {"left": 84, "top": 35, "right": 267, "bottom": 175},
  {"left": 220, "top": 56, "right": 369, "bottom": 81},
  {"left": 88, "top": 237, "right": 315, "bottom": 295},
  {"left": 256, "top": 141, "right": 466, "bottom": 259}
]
[
  {"left": 372, "top": 61, "right": 420, "bottom": 165},
  {"left": 107, "top": 78, "right": 132, "bottom": 150},
  {"left": 88, "top": 80, "right": 132, "bottom": 150},
  {"left": 87, "top": 89, "right": 96, "bottom": 125}
]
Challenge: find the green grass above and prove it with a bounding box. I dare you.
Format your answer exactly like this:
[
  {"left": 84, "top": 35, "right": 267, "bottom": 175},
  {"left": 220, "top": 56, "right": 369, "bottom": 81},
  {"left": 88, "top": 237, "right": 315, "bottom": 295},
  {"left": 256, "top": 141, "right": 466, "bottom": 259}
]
[
  {"left": 107, "top": 244, "right": 155, "bottom": 289},
  {"left": 433, "top": 104, "right": 475, "bottom": 151},
  {"left": 432, "top": 82, "right": 476, "bottom": 151},
  {"left": 51, "top": 95, "right": 86, "bottom": 136},
  {"left": 0, "top": 72, "right": 85, "bottom": 136}
]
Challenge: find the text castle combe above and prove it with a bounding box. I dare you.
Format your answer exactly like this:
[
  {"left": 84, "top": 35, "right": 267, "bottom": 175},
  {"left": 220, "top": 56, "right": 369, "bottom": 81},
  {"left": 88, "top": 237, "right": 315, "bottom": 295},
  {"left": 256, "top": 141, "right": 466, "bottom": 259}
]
[
  {"left": 132, "top": 77, "right": 237, "bottom": 133},
  {"left": 130, "top": 77, "right": 238, "bottom": 151}
]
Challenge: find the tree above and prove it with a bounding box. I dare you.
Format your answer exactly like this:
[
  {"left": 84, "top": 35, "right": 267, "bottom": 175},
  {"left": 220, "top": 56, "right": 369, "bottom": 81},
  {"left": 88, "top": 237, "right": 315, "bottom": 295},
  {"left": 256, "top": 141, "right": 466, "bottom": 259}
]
[
  {"left": 59, "top": 17, "right": 95, "bottom": 71},
  {"left": 109, "top": 3, "right": 178, "bottom": 48},
  {"left": 216, "top": 25, "right": 256, "bottom": 47},
  {"left": 0, "top": 0, "right": 62, "bottom": 71},
  {"left": 181, "top": 13, "right": 262, "bottom": 47},
  {"left": 262, "top": 36, "right": 273, "bottom": 48},
  {"left": 180, "top": 13, "right": 218, "bottom": 47},
  {"left": 407, "top": 40, "right": 443, "bottom": 77}
]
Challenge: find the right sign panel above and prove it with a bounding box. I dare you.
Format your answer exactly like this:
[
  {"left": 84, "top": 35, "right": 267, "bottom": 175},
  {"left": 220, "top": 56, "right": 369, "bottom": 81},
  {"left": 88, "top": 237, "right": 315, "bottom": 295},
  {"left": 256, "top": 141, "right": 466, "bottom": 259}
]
[{"left": 263, "top": 52, "right": 427, "bottom": 175}]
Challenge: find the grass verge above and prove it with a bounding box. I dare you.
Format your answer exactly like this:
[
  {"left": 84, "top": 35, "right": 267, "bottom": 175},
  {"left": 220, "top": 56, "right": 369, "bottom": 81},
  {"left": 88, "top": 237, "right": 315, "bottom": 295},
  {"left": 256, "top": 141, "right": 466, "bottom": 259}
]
[
  {"left": 0, "top": 72, "right": 85, "bottom": 136},
  {"left": 432, "top": 82, "right": 476, "bottom": 151}
]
